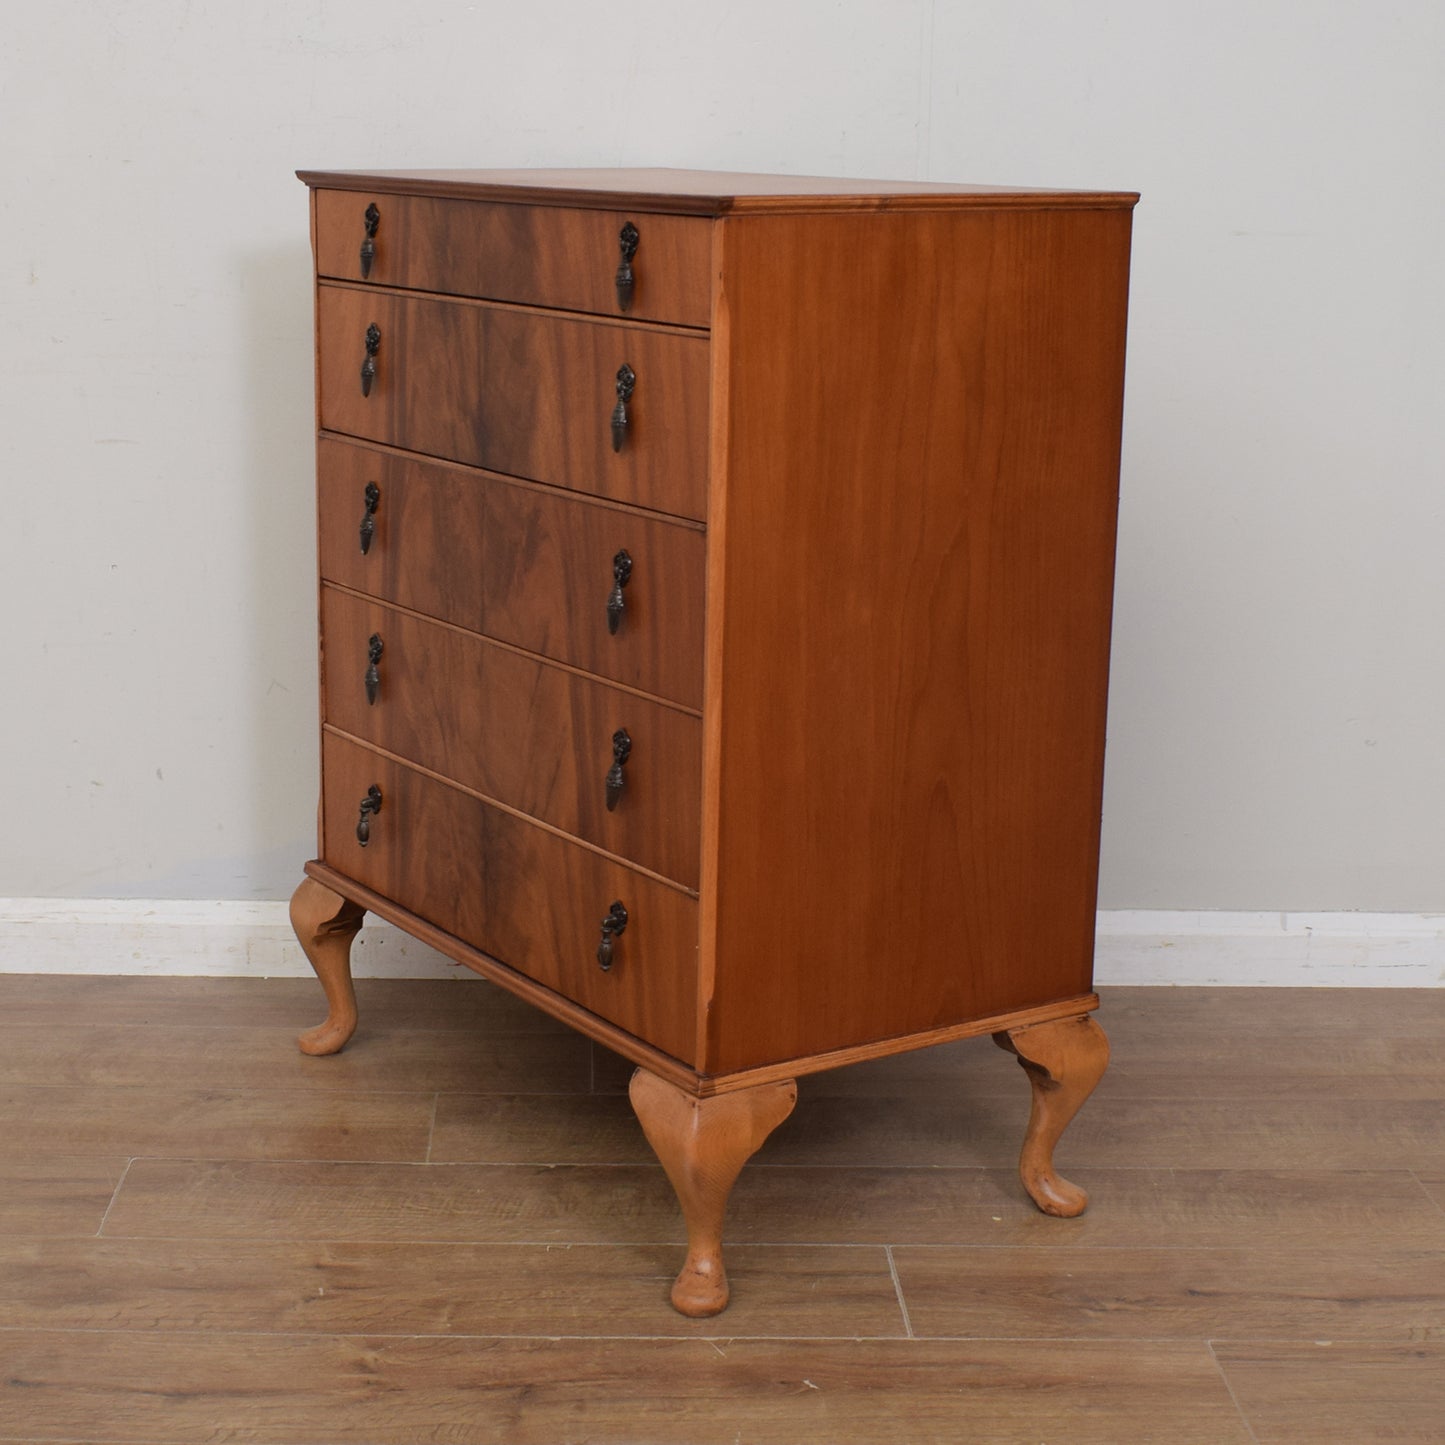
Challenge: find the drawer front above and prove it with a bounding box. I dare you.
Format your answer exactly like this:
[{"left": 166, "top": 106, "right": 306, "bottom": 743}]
[
  {"left": 314, "top": 189, "right": 712, "bottom": 327},
  {"left": 317, "top": 439, "right": 704, "bottom": 708},
  {"left": 322, "top": 586, "right": 702, "bottom": 888},
  {"left": 322, "top": 734, "right": 698, "bottom": 1061},
  {"left": 318, "top": 285, "right": 710, "bottom": 520}
]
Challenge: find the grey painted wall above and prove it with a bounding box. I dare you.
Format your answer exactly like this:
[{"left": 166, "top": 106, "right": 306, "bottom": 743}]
[{"left": 3, "top": 0, "right": 1441, "bottom": 908}]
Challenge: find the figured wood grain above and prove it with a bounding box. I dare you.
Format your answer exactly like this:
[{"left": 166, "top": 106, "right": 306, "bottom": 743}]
[
  {"left": 306, "top": 860, "right": 706, "bottom": 1093},
  {"left": 321, "top": 586, "right": 702, "bottom": 886},
  {"left": 316, "top": 438, "right": 705, "bottom": 708},
  {"left": 314, "top": 188, "right": 712, "bottom": 325},
  {"left": 0, "top": 1332, "right": 1248, "bottom": 1445},
  {"left": 0, "top": 1239, "right": 903, "bottom": 1338},
  {"left": 320, "top": 735, "right": 699, "bottom": 1062},
  {"left": 317, "top": 285, "right": 710, "bottom": 519},
  {"left": 699, "top": 205, "right": 1133, "bottom": 1073}
]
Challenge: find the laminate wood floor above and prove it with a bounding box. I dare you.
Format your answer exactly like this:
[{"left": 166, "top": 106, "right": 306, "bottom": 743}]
[{"left": 1, "top": 974, "right": 1442, "bottom": 1443}]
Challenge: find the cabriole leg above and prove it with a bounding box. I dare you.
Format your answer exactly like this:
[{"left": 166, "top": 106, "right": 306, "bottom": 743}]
[
  {"left": 629, "top": 1068, "right": 797, "bottom": 1317},
  {"left": 289, "top": 876, "right": 365, "bottom": 1056},
  {"left": 993, "top": 1014, "right": 1109, "bottom": 1218}
]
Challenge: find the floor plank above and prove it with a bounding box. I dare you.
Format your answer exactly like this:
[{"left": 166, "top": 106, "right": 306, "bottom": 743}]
[
  {"left": 436, "top": 1077, "right": 1445, "bottom": 1171},
  {"left": 430, "top": 1092, "right": 653, "bottom": 1163},
  {"left": 1100, "top": 985, "right": 1445, "bottom": 1038},
  {"left": 0, "top": 1158, "right": 128, "bottom": 1238},
  {"left": 100, "top": 1158, "right": 1445, "bottom": 1250},
  {"left": 1059, "top": 1095, "right": 1445, "bottom": 1171},
  {"left": 0, "top": 1333, "right": 1252, "bottom": 1444},
  {"left": 0, "top": 1086, "right": 434, "bottom": 1161},
  {"left": 894, "top": 1244, "right": 1445, "bottom": 1340},
  {"left": 743, "top": 1091, "right": 1445, "bottom": 1171},
  {"left": 1097, "top": 1028, "right": 1445, "bottom": 1101},
  {"left": 2, "top": 977, "right": 1443, "bottom": 1445},
  {"left": 0, "top": 1024, "right": 591, "bottom": 1094},
  {"left": 1413, "top": 1168, "right": 1445, "bottom": 1215},
  {"left": 0, "top": 973, "right": 563, "bottom": 1032},
  {"left": 102, "top": 1159, "right": 690, "bottom": 1243},
  {"left": 0, "top": 1239, "right": 904, "bottom": 1338},
  {"left": 1213, "top": 1341, "right": 1445, "bottom": 1444}
]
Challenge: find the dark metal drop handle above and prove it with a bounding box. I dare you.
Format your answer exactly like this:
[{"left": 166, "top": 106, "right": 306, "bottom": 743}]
[
  {"left": 615, "top": 221, "right": 639, "bottom": 312},
  {"left": 360, "top": 323, "right": 381, "bottom": 398},
  {"left": 596, "top": 900, "right": 629, "bottom": 971},
  {"left": 364, "top": 634, "right": 384, "bottom": 706},
  {"left": 605, "top": 729, "right": 631, "bottom": 812},
  {"left": 610, "top": 364, "right": 635, "bottom": 452},
  {"left": 607, "top": 549, "right": 632, "bottom": 635},
  {"left": 359, "top": 203, "right": 380, "bottom": 279},
  {"left": 359, "top": 481, "right": 380, "bottom": 555},
  {"left": 356, "top": 785, "right": 383, "bottom": 847}
]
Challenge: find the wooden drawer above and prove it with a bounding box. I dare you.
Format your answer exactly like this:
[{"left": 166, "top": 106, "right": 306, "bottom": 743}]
[
  {"left": 317, "top": 284, "right": 710, "bottom": 520},
  {"left": 314, "top": 188, "right": 712, "bottom": 327},
  {"left": 316, "top": 438, "right": 704, "bottom": 709},
  {"left": 321, "top": 733, "right": 698, "bottom": 1061},
  {"left": 321, "top": 586, "right": 702, "bottom": 888}
]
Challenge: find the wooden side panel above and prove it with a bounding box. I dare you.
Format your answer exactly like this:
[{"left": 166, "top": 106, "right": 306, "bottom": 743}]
[
  {"left": 320, "top": 587, "right": 703, "bottom": 888},
  {"left": 314, "top": 189, "right": 712, "bottom": 326},
  {"left": 317, "top": 286, "right": 710, "bottom": 520},
  {"left": 702, "top": 207, "right": 1134, "bottom": 1074},
  {"left": 320, "top": 735, "right": 699, "bottom": 1062},
  {"left": 316, "top": 439, "right": 705, "bottom": 708}
]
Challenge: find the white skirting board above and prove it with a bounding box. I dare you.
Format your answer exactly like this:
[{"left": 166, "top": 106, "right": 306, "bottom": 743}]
[{"left": 0, "top": 899, "right": 1442, "bottom": 986}]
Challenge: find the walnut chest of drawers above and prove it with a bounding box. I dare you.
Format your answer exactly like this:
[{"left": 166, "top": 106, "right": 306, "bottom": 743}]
[{"left": 290, "top": 167, "right": 1138, "bottom": 1316}]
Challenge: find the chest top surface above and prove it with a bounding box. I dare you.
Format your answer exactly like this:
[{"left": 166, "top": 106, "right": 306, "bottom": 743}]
[{"left": 297, "top": 165, "right": 1138, "bottom": 214}]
